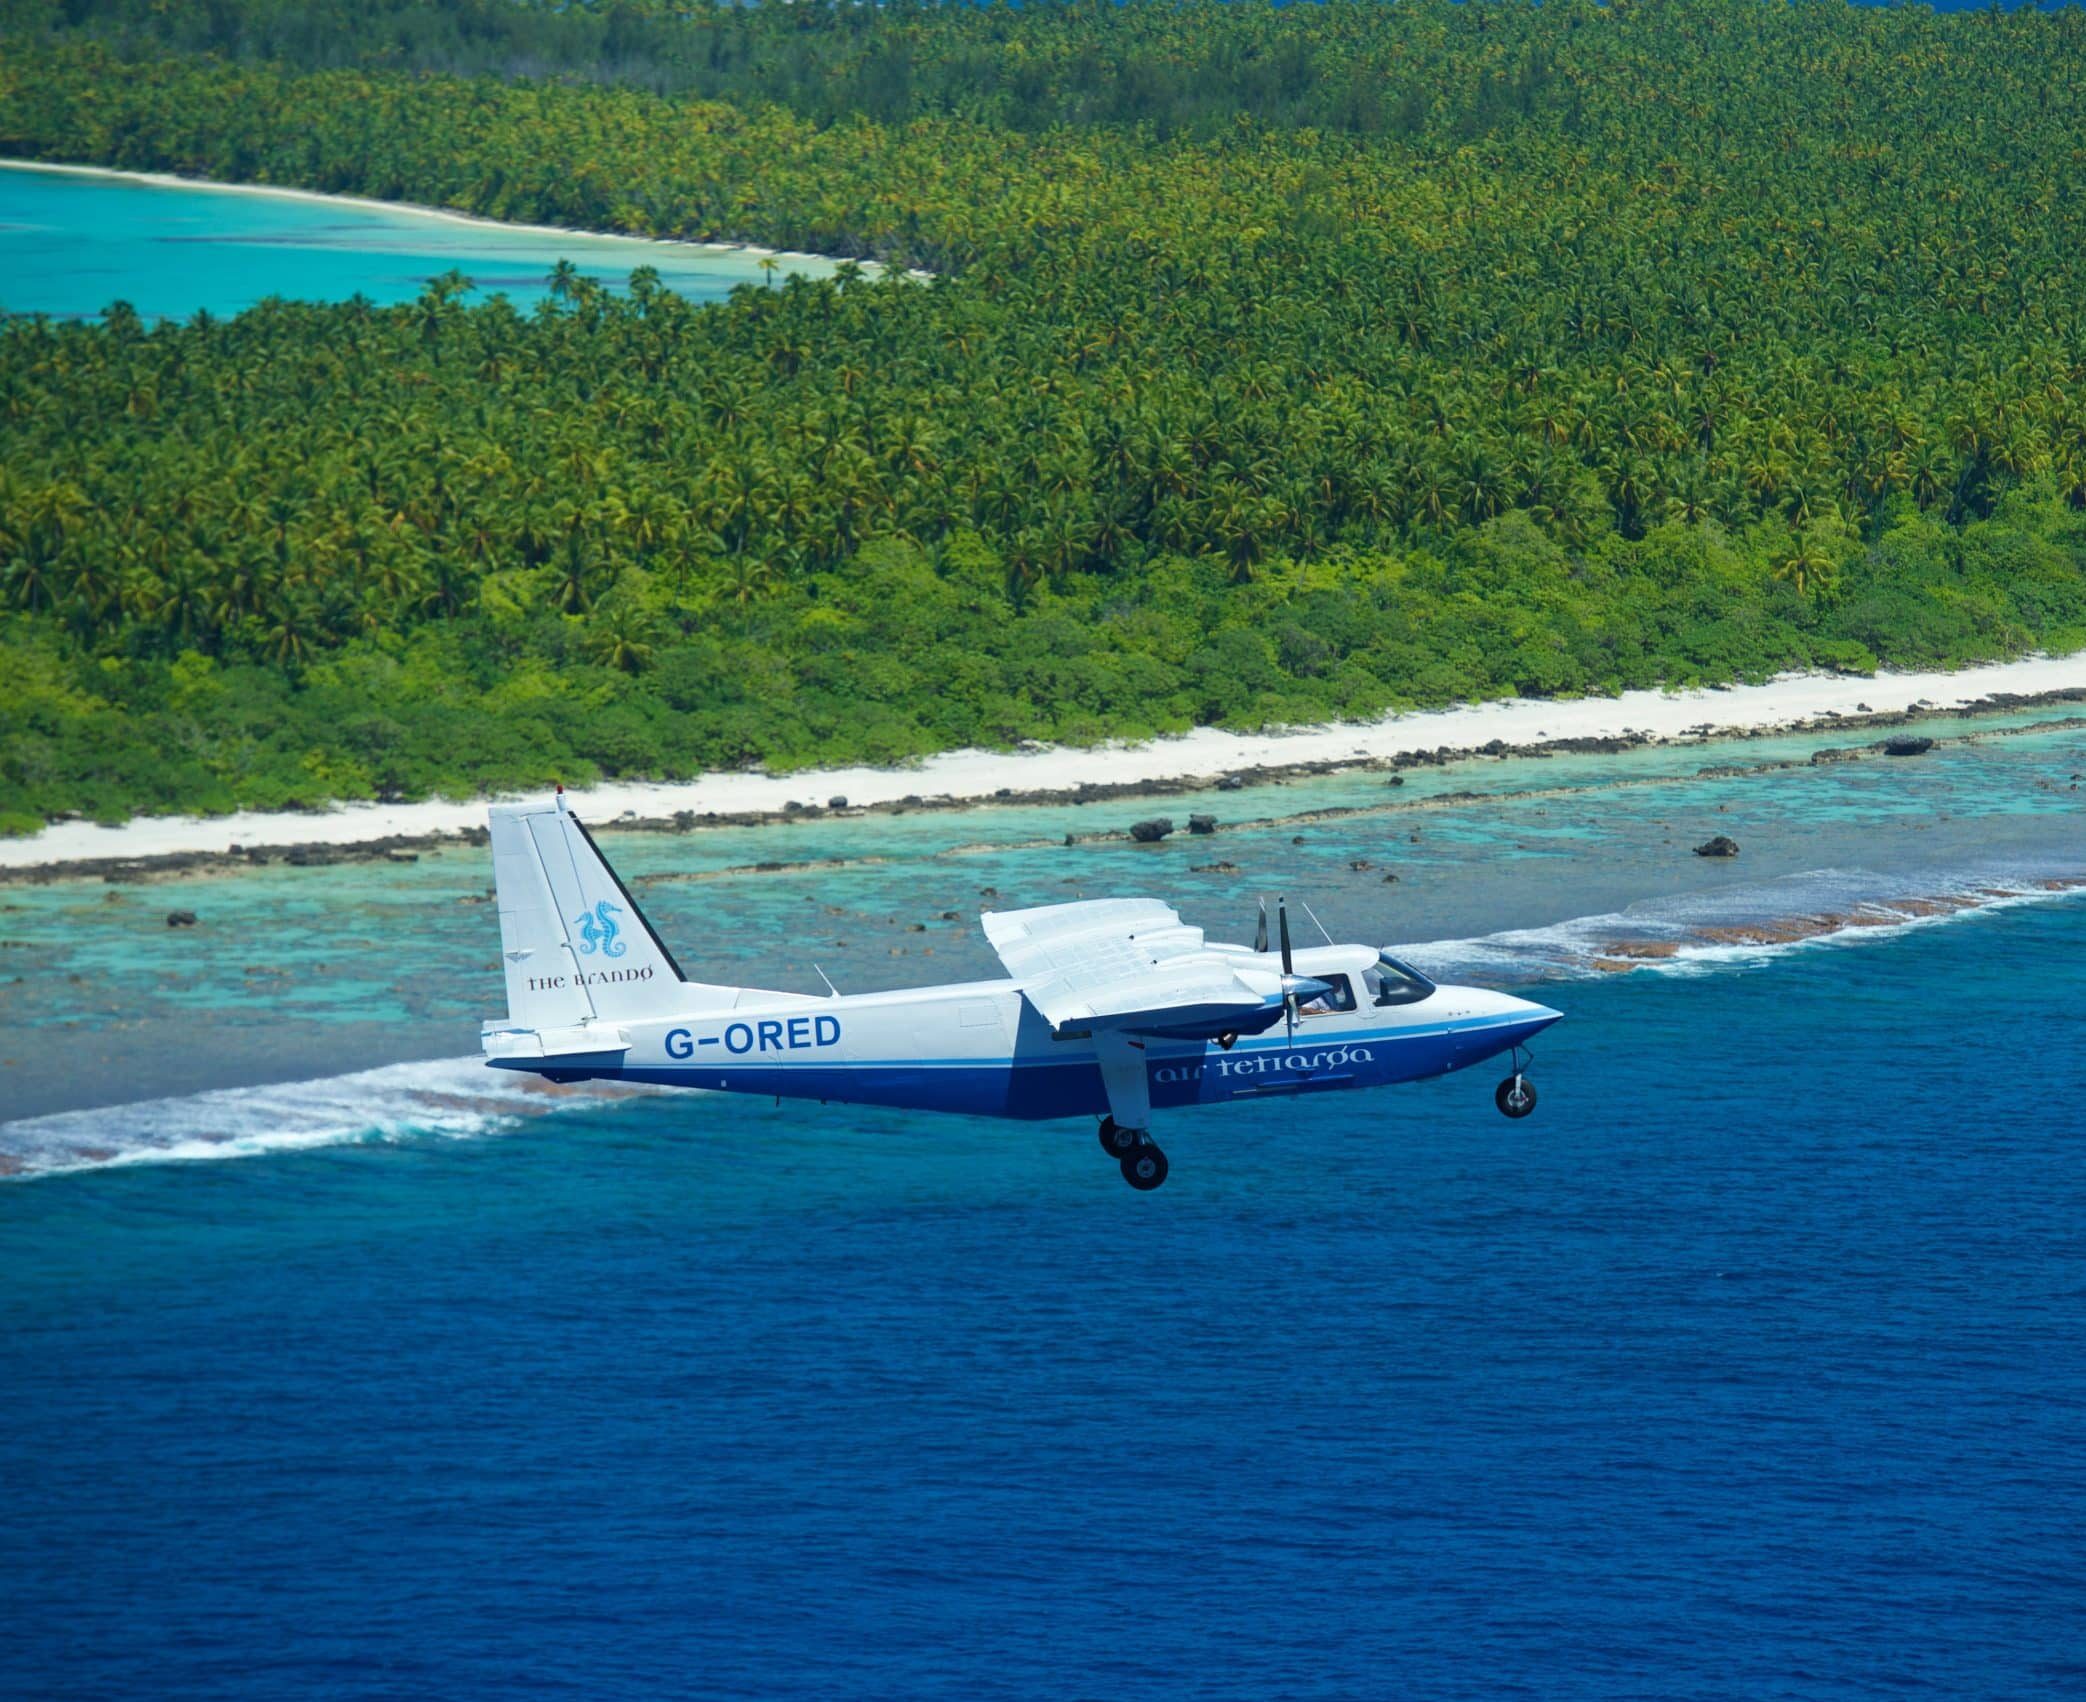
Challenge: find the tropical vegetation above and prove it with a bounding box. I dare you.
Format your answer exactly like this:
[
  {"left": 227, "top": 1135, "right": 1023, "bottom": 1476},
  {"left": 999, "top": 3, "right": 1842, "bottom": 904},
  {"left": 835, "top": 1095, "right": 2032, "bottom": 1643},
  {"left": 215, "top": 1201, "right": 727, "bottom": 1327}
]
[{"left": 4, "top": 0, "right": 2086, "bottom": 832}]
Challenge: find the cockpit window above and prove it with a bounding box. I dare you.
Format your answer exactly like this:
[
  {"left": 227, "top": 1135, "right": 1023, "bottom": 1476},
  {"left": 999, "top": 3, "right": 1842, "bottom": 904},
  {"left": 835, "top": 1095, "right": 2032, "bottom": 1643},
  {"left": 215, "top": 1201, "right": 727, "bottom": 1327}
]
[{"left": 1365, "top": 952, "right": 1437, "bottom": 1006}]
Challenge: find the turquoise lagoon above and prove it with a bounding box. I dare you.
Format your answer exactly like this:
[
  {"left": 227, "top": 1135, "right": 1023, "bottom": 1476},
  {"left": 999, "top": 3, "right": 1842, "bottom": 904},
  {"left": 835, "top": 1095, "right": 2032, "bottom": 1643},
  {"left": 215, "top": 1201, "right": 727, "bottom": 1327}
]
[{"left": 0, "top": 159, "right": 843, "bottom": 320}]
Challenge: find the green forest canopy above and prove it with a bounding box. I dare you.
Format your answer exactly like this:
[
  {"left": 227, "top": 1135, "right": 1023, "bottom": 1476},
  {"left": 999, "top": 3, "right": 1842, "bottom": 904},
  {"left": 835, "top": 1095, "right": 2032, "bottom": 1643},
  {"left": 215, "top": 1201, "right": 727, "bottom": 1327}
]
[{"left": 4, "top": 0, "right": 2086, "bottom": 832}]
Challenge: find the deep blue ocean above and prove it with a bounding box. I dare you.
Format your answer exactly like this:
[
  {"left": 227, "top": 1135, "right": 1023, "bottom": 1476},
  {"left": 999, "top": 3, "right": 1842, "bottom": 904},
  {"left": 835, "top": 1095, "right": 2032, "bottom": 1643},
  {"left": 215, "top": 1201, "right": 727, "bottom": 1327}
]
[{"left": 4, "top": 715, "right": 2085, "bottom": 1699}]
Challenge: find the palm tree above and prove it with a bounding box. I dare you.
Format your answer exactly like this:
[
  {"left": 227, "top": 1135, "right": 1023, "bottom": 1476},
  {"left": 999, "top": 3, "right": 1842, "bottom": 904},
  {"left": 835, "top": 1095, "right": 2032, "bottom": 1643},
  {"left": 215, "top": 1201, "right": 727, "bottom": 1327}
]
[
  {"left": 725, "top": 555, "right": 772, "bottom": 607},
  {"left": 1772, "top": 527, "right": 1843, "bottom": 602},
  {"left": 585, "top": 602, "right": 657, "bottom": 673}
]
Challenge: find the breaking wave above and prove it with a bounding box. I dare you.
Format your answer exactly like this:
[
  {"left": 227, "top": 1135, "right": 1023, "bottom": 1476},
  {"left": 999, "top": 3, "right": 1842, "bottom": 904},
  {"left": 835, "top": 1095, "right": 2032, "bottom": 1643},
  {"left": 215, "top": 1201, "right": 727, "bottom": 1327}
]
[
  {"left": 0, "top": 1055, "right": 661, "bottom": 1182},
  {"left": 1394, "top": 868, "right": 2086, "bottom": 985}
]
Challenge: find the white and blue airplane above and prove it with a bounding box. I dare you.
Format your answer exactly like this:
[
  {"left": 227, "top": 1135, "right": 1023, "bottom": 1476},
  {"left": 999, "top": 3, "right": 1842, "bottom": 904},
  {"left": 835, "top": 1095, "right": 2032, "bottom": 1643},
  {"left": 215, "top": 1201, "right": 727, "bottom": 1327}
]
[{"left": 482, "top": 793, "right": 1561, "bottom": 1188}]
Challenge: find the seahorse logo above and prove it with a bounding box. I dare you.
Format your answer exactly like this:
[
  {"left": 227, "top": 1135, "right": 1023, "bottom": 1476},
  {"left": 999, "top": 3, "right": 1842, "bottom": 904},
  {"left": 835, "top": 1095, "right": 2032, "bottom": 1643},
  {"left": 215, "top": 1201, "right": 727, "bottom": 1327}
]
[{"left": 573, "top": 900, "right": 627, "bottom": 958}]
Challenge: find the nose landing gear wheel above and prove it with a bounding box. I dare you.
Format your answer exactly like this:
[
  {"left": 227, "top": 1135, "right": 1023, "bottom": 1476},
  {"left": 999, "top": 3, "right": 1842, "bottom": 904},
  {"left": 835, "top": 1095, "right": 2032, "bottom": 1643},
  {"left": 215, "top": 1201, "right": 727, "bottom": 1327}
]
[
  {"left": 1098, "top": 1116, "right": 1141, "bottom": 1159},
  {"left": 1120, "top": 1142, "right": 1169, "bottom": 1191},
  {"left": 1495, "top": 1073, "right": 1537, "bottom": 1119}
]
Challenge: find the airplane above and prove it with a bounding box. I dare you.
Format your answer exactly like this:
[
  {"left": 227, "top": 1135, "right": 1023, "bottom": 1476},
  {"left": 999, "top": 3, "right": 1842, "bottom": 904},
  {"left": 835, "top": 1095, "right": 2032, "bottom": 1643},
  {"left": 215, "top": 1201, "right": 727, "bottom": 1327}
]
[{"left": 481, "top": 792, "right": 1562, "bottom": 1189}]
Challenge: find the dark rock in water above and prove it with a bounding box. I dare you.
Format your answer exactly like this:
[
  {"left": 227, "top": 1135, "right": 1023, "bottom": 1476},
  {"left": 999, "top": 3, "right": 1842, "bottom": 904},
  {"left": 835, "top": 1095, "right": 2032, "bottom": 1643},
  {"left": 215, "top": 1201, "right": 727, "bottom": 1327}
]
[
  {"left": 1810, "top": 748, "right": 1852, "bottom": 766},
  {"left": 1385, "top": 774, "right": 1405, "bottom": 787},
  {"left": 1350, "top": 859, "right": 1373, "bottom": 871},
  {"left": 979, "top": 887, "right": 998, "bottom": 898},
  {"left": 1129, "top": 818, "right": 1174, "bottom": 843},
  {"left": 1382, "top": 873, "right": 1400, "bottom": 883},
  {"left": 1187, "top": 814, "right": 1217, "bottom": 835},
  {"left": 939, "top": 910, "right": 961, "bottom": 921},
  {"left": 1693, "top": 835, "right": 1741, "bottom": 858},
  {"left": 385, "top": 850, "right": 418, "bottom": 864},
  {"left": 828, "top": 796, "right": 849, "bottom": 809},
  {"left": 1192, "top": 860, "right": 1239, "bottom": 874},
  {"left": 166, "top": 910, "right": 198, "bottom": 927},
  {"left": 1216, "top": 775, "right": 1246, "bottom": 792},
  {"left": 1291, "top": 835, "right": 1307, "bottom": 845},
  {"left": 1064, "top": 833, "right": 1076, "bottom": 846},
  {"left": 1882, "top": 735, "right": 1935, "bottom": 757}
]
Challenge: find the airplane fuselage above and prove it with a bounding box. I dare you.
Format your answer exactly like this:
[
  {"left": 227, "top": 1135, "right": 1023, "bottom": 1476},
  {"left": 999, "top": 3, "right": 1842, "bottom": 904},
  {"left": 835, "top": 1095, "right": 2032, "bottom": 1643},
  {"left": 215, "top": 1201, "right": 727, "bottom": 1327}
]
[
  {"left": 492, "top": 975, "right": 1556, "bottom": 1121},
  {"left": 482, "top": 795, "right": 1561, "bottom": 1187}
]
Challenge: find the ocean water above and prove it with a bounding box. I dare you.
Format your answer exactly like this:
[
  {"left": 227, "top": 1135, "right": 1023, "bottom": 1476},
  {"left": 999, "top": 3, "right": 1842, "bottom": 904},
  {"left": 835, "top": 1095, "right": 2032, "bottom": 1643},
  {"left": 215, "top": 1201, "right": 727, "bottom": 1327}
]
[
  {"left": 0, "top": 161, "right": 842, "bottom": 321},
  {"left": 3, "top": 714, "right": 2085, "bottom": 1696}
]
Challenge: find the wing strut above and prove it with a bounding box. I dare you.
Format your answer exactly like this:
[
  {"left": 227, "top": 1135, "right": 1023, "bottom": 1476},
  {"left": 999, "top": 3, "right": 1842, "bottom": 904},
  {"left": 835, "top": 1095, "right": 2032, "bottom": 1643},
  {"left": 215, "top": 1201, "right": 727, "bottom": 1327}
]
[{"left": 1094, "top": 1030, "right": 1152, "bottom": 1134}]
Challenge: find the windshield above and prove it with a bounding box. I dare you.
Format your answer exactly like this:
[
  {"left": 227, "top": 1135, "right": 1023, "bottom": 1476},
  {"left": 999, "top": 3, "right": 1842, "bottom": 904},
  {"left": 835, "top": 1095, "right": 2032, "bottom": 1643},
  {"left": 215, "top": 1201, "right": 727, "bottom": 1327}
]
[{"left": 1364, "top": 952, "right": 1437, "bottom": 1007}]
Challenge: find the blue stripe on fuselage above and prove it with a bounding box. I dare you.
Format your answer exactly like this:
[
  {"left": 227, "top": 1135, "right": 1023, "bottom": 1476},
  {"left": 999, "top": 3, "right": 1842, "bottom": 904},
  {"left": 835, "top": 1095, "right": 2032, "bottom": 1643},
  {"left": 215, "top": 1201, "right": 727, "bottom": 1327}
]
[{"left": 558, "top": 1014, "right": 1551, "bottom": 1120}]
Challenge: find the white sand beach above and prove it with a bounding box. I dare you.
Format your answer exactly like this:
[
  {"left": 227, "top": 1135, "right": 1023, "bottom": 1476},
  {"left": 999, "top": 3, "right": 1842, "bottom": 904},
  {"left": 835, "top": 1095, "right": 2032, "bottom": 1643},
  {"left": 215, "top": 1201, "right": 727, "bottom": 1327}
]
[{"left": 6, "top": 654, "right": 2081, "bottom": 873}]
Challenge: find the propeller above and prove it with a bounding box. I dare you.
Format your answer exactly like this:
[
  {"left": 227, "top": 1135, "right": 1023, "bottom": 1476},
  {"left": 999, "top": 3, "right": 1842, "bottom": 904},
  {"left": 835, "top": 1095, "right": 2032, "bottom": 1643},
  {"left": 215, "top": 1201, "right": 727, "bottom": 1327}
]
[
  {"left": 1252, "top": 896, "right": 1322, "bottom": 1046},
  {"left": 1278, "top": 896, "right": 1305, "bottom": 1043}
]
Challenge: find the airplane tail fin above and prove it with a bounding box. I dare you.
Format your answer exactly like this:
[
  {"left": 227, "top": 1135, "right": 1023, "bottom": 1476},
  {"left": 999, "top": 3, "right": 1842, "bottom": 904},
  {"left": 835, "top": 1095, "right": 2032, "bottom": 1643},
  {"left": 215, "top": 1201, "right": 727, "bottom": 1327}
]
[{"left": 486, "top": 794, "right": 738, "bottom": 1038}]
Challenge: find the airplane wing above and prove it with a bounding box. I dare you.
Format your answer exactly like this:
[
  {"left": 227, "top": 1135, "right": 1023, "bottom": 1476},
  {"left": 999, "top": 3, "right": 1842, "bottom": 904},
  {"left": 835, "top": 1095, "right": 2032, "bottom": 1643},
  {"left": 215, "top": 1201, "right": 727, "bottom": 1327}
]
[{"left": 981, "top": 898, "right": 1286, "bottom": 1037}]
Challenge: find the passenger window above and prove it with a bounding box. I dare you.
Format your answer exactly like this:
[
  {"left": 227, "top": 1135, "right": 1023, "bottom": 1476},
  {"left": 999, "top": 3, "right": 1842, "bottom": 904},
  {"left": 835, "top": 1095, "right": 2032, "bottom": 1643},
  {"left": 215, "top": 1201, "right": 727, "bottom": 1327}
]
[{"left": 1302, "top": 975, "right": 1357, "bottom": 1015}]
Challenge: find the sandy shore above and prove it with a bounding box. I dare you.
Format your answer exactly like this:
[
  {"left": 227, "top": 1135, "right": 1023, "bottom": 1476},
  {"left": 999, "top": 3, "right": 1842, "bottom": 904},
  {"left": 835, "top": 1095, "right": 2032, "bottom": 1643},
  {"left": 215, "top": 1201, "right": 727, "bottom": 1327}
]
[
  {"left": 6, "top": 654, "right": 2081, "bottom": 877},
  {"left": 0, "top": 156, "right": 912, "bottom": 278}
]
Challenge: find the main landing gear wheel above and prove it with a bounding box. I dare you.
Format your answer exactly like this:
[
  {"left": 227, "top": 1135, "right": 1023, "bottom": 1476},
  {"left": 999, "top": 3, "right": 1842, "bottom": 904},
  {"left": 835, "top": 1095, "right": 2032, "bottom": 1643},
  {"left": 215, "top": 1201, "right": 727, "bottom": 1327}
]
[
  {"left": 1495, "top": 1073, "right": 1538, "bottom": 1119},
  {"left": 1098, "top": 1116, "right": 1142, "bottom": 1159},
  {"left": 1120, "top": 1142, "right": 1170, "bottom": 1191}
]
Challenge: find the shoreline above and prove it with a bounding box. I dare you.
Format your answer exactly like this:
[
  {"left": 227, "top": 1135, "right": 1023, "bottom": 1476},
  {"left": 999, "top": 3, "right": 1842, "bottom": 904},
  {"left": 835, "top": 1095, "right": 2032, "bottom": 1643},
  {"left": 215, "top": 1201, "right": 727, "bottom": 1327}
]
[
  {"left": 5, "top": 655, "right": 2083, "bottom": 884},
  {"left": 0, "top": 156, "right": 918, "bottom": 279}
]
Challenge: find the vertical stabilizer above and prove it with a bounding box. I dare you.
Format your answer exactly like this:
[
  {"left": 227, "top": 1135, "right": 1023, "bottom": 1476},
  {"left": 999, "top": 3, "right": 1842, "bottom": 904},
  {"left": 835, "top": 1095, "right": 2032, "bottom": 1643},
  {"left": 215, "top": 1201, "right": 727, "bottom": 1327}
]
[{"left": 486, "top": 795, "right": 736, "bottom": 1033}]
